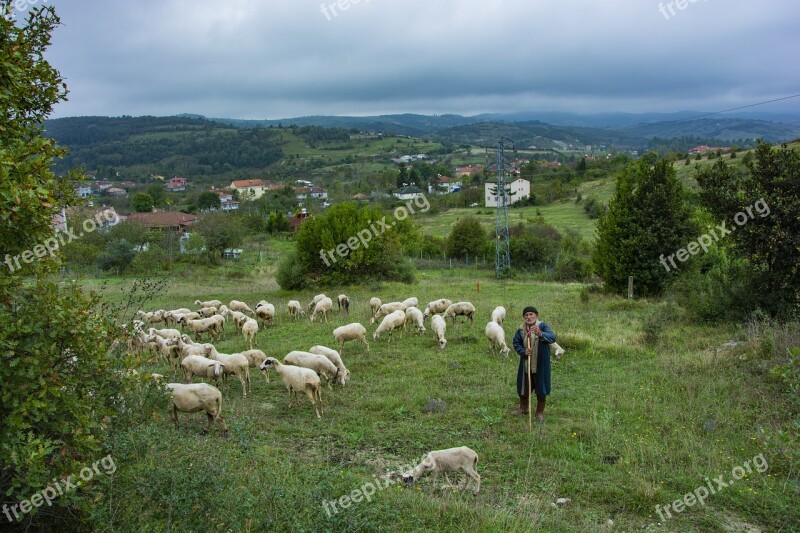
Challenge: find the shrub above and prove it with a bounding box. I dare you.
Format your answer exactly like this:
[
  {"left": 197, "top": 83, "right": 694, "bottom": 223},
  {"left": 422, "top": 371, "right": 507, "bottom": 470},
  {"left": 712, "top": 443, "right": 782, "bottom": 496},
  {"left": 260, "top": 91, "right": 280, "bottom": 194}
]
[{"left": 276, "top": 251, "right": 308, "bottom": 290}]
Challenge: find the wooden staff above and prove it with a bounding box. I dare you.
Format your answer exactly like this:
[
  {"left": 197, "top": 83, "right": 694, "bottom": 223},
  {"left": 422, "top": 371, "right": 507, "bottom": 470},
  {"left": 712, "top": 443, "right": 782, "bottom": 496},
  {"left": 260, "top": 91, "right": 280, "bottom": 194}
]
[{"left": 526, "top": 325, "right": 539, "bottom": 431}]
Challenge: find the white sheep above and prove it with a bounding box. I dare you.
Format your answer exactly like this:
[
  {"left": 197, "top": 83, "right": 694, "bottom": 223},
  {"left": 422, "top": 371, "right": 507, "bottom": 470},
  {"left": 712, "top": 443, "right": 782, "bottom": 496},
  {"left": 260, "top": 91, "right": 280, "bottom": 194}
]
[
  {"left": 222, "top": 308, "right": 247, "bottom": 330},
  {"left": 240, "top": 317, "right": 259, "bottom": 350},
  {"left": 148, "top": 327, "right": 181, "bottom": 341},
  {"left": 401, "top": 447, "right": 480, "bottom": 495},
  {"left": 137, "top": 310, "right": 166, "bottom": 325},
  {"left": 229, "top": 300, "right": 255, "bottom": 316},
  {"left": 241, "top": 349, "right": 270, "bottom": 384},
  {"left": 307, "top": 293, "right": 327, "bottom": 313},
  {"left": 181, "top": 354, "right": 226, "bottom": 387},
  {"left": 260, "top": 357, "right": 323, "bottom": 419},
  {"left": 177, "top": 316, "right": 222, "bottom": 342},
  {"left": 283, "top": 351, "right": 340, "bottom": 389},
  {"left": 208, "top": 314, "right": 226, "bottom": 340},
  {"left": 423, "top": 299, "right": 452, "bottom": 319},
  {"left": 205, "top": 345, "right": 251, "bottom": 397},
  {"left": 287, "top": 300, "right": 305, "bottom": 320},
  {"left": 370, "top": 302, "right": 407, "bottom": 324},
  {"left": 485, "top": 321, "right": 511, "bottom": 357},
  {"left": 195, "top": 299, "right": 223, "bottom": 309},
  {"left": 491, "top": 306, "right": 506, "bottom": 325},
  {"left": 197, "top": 306, "right": 218, "bottom": 318},
  {"left": 170, "top": 311, "right": 201, "bottom": 328},
  {"left": 337, "top": 294, "right": 350, "bottom": 314},
  {"left": 431, "top": 315, "right": 447, "bottom": 349},
  {"left": 443, "top": 302, "right": 476, "bottom": 325},
  {"left": 369, "top": 297, "right": 382, "bottom": 317},
  {"left": 373, "top": 310, "right": 406, "bottom": 342},
  {"left": 147, "top": 333, "right": 181, "bottom": 371},
  {"left": 255, "top": 301, "right": 276, "bottom": 326},
  {"left": 308, "top": 345, "right": 350, "bottom": 387},
  {"left": 177, "top": 335, "right": 209, "bottom": 359},
  {"left": 405, "top": 306, "right": 426, "bottom": 335},
  {"left": 310, "top": 297, "right": 333, "bottom": 323},
  {"left": 401, "top": 297, "right": 419, "bottom": 308},
  {"left": 163, "top": 309, "right": 192, "bottom": 325},
  {"left": 164, "top": 383, "right": 227, "bottom": 434},
  {"left": 333, "top": 323, "right": 370, "bottom": 354}
]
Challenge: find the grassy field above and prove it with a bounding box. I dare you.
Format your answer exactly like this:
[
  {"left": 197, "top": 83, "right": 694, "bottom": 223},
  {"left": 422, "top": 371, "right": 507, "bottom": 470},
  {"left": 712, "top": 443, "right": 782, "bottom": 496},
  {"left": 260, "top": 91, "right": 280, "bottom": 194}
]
[{"left": 82, "top": 273, "right": 797, "bottom": 531}]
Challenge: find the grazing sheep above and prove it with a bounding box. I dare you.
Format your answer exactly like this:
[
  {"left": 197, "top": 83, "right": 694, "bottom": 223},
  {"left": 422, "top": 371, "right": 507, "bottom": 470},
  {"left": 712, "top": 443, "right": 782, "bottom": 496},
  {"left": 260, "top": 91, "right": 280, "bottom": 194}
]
[
  {"left": 178, "top": 316, "right": 222, "bottom": 342},
  {"left": 310, "top": 297, "right": 333, "bottom": 323},
  {"left": 370, "top": 302, "right": 407, "bottom": 324},
  {"left": 431, "top": 315, "right": 447, "bottom": 350},
  {"left": 333, "top": 323, "right": 370, "bottom": 354},
  {"left": 195, "top": 299, "right": 223, "bottom": 309},
  {"left": 229, "top": 300, "right": 255, "bottom": 316},
  {"left": 165, "top": 383, "right": 227, "bottom": 434},
  {"left": 222, "top": 308, "right": 247, "bottom": 330},
  {"left": 177, "top": 335, "right": 209, "bottom": 359},
  {"left": 260, "top": 357, "right": 323, "bottom": 419},
  {"left": 369, "top": 297, "right": 382, "bottom": 317},
  {"left": 401, "top": 297, "right": 418, "bottom": 308},
  {"left": 405, "top": 306, "right": 426, "bottom": 335},
  {"left": 198, "top": 306, "right": 218, "bottom": 318},
  {"left": 255, "top": 301, "right": 276, "bottom": 326},
  {"left": 163, "top": 309, "right": 192, "bottom": 325},
  {"left": 240, "top": 317, "right": 259, "bottom": 350},
  {"left": 205, "top": 345, "right": 251, "bottom": 397},
  {"left": 208, "top": 314, "right": 226, "bottom": 340},
  {"left": 401, "top": 447, "right": 480, "bottom": 495},
  {"left": 491, "top": 306, "right": 506, "bottom": 325},
  {"left": 373, "top": 310, "right": 406, "bottom": 342},
  {"left": 181, "top": 354, "right": 226, "bottom": 387},
  {"left": 148, "top": 333, "right": 181, "bottom": 371},
  {"left": 137, "top": 310, "right": 166, "bottom": 325},
  {"left": 148, "top": 327, "right": 181, "bottom": 341},
  {"left": 308, "top": 345, "right": 350, "bottom": 387},
  {"left": 485, "top": 321, "right": 511, "bottom": 357},
  {"left": 443, "top": 302, "right": 476, "bottom": 325},
  {"left": 307, "top": 293, "right": 327, "bottom": 313},
  {"left": 287, "top": 300, "right": 305, "bottom": 320},
  {"left": 552, "top": 342, "right": 566, "bottom": 358},
  {"left": 170, "top": 311, "right": 201, "bottom": 328},
  {"left": 241, "top": 349, "right": 270, "bottom": 384},
  {"left": 284, "top": 351, "right": 340, "bottom": 389},
  {"left": 422, "top": 299, "right": 452, "bottom": 319},
  {"left": 337, "top": 294, "right": 350, "bottom": 314}
]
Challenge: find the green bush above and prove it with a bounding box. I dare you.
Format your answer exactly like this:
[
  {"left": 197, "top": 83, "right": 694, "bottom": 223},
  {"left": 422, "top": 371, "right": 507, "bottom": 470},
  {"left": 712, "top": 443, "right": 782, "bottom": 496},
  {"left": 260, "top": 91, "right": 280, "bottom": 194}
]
[{"left": 276, "top": 251, "right": 309, "bottom": 290}]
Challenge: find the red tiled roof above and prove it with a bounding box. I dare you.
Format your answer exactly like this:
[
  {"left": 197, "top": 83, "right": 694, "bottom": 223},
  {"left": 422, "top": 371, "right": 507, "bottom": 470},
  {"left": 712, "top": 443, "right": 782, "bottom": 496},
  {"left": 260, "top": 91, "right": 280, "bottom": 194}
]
[
  {"left": 127, "top": 211, "right": 197, "bottom": 228},
  {"left": 231, "top": 179, "right": 264, "bottom": 188}
]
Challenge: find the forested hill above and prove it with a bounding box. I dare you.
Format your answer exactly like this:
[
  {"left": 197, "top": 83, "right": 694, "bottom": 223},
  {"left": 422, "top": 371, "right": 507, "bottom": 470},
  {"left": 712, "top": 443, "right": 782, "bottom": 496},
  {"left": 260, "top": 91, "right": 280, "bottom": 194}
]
[{"left": 44, "top": 116, "right": 284, "bottom": 176}]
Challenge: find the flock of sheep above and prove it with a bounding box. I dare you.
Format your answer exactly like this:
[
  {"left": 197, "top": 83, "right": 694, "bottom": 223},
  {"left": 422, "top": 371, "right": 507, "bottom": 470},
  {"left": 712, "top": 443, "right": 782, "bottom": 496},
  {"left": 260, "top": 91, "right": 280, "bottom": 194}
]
[{"left": 127, "top": 294, "right": 562, "bottom": 493}]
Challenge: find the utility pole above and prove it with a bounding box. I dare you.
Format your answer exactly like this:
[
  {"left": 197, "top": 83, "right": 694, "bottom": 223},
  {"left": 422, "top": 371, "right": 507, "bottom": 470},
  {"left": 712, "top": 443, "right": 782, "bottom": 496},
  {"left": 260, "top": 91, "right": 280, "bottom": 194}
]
[{"left": 495, "top": 137, "right": 513, "bottom": 278}]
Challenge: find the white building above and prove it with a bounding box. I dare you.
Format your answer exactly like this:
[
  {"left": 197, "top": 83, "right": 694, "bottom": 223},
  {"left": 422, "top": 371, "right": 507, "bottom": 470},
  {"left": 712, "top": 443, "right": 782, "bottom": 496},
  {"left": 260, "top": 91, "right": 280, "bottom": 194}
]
[{"left": 484, "top": 178, "right": 530, "bottom": 207}]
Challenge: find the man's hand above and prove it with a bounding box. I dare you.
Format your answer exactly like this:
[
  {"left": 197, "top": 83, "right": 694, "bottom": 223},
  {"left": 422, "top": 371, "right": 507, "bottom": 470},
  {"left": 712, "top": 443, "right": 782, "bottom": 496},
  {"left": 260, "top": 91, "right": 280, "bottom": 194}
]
[
  {"left": 525, "top": 347, "right": 532, "bottom": 356},
  {"left": 531, "top": 324, "right": 542, "bottom": 337}
]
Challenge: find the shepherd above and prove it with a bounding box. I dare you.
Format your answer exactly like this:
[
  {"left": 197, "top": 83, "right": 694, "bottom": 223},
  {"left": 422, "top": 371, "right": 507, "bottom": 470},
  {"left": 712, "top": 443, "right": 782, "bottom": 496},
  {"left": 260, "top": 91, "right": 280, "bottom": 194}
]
[{"left": 510, "top": 306, "right": 556, "bottom": 422}]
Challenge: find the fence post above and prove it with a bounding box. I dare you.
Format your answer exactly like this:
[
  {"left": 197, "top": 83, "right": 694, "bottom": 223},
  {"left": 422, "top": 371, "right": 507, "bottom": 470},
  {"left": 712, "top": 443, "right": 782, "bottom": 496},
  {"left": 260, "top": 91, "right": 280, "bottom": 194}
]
[{"left": 628, "top": 276, "right": 634, "bottom": 299}]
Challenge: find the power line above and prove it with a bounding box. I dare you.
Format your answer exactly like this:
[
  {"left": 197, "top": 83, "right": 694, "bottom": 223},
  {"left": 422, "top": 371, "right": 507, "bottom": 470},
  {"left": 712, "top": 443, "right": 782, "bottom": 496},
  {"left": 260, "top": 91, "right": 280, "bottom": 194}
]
[{"left": 649, "top": 93, "right": 800, "bottom": 126}]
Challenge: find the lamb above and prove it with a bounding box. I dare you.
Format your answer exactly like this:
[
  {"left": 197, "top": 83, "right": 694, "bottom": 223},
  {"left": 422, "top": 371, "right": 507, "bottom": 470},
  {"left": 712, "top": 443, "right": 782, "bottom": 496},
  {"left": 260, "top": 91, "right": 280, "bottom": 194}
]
[
  {"left": 401, "top": 297, "right": 418, "bottom": 308},
  {"left": 181, "top": 354, "right": 226, "bottom": 387},
  {"left": 178, "top": 316, "right": 222, "bottom": 342},
  {"left": 254, "top": 301, "right": 276, "bottom": 326},
  {"left": 307, "top": 293, "right": 327, "bottom": 313},
  {"left": 205, "top": 345, "right": 251, "bottom": 397},
  {"left": 308, "top": 345, "right": 350, "bottom": 387},
  {"left": 310, "top": 296, "right": 333, "bottom": 323},
  {"left": 405, "top": 306, "right": 426, "bottom": 335},
  {"left": 197, "top": 306, "right": 218, "bottom": 318},
  {"left": 240, "top": 316, "right": 259, "bottom": 350},
  {"left": 283, "top": 351, "right": 340, "bottom": 389},
  {"left": 422, "top": 299, "right": 452, "bottom": 319},
  {"left": 443, "top": 302, "right": 476, "bottom": 325},
  {"left": 333, "top": 323, "right": 370, "bottom": 354},
  {"left": 370, "top": 302, "right": 407, "bottom": 324},
  {"left": 195, "top": 299, "right": 223, "bottom": 309},
  {"left": 164, "top": 383, "right": 227, "bottom": 434},
  {"left": 241, "top": 349, "right": 270, "bottom": 384},
  {"left": 229, "top": 300, "right": 255, "bottom": 316},
  {"left": 431, "top": 315, "right": 447, "bottom": 349},
  {"left": 260, "top": 357, "right": 323, "bottom": 419},
  {"left": 401, "top": 447, "right": 480, "bottom": 495},
  {"left": 287, "top": 300, "right": 305, "bottom": 320},
  {"left": 369, "top": 297, "right": 382, "bottom": 317},
  {"left": 485, "top": 321, "right": 511, "bottom": 357},
  {"left": 337, "top": 294, "right": 350, "bottom": 314},
  {"left": 491, "top": 306, "right": 506, "bottom": 325},
  {"left": 373, "top": 310, "right": 406, "bottom": 342}
]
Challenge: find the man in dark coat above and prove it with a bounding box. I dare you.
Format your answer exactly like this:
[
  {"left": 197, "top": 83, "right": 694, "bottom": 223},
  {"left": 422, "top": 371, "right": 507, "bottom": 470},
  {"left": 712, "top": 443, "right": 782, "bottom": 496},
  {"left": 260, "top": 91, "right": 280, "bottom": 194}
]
[{"left": 511, "top": 306, "right": 556, "bottom": 420}]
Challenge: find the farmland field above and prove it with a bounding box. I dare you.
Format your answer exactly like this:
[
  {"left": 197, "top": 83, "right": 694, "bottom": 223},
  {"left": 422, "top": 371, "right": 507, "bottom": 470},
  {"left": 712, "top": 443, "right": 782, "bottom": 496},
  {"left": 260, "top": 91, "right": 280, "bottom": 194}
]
[{"left": 83, "top": 272, "right": 797, "bottom": 531}]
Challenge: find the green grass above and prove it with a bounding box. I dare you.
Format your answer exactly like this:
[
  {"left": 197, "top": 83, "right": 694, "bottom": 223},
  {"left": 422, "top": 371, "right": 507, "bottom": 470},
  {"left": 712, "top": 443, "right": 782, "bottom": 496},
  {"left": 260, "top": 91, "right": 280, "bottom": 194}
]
[{"left": 85, "top": 274, "right": 797, "bottom": 531}]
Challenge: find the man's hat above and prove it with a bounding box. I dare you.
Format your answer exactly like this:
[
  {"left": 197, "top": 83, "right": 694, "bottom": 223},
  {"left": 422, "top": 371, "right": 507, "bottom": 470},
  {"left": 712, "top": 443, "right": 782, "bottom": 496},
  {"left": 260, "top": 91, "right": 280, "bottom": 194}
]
[{"left": 522, "top": 306, "right": 538, "bottom": 316}]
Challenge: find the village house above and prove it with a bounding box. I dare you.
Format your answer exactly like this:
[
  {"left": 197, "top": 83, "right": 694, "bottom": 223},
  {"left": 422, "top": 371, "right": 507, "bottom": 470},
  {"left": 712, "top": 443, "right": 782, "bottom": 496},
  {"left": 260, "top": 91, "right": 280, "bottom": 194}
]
[
  {"left": 164, "top": 177, "right": 187, "bottom": 192},
  {"left": 127, "top": 211, "right": 197, "bottom": 233},
  {"left": 394, "top": 185, "right": 426, "bottom": 201},
  {"left": 454, "top": 164, "right": 485, "bottom": 178},
  {"left": 485, "top": 178, "right": 531, "bottom": 207}
]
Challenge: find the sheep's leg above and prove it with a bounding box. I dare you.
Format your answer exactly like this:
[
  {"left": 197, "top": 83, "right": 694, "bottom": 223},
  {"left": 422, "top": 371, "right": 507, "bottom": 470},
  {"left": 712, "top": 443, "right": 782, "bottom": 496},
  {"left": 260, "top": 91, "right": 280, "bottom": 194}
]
[
  {"left": 237, "top": 373, "right": 247, "bottom": 398},
  {"left": 462, "top": 466, "right": 480, "bottom": 494},
  {"left": 202, "top": 412, "right": 214, "bottom": 434},
  {"left": 216, "top": 413, "right": 228, "bottom": 434},
  {"left": 170, "top": 404, "right": 180, "bottom": 428},
  {"left": 305, "top": 385, "right": 321, "bottom": 419}
]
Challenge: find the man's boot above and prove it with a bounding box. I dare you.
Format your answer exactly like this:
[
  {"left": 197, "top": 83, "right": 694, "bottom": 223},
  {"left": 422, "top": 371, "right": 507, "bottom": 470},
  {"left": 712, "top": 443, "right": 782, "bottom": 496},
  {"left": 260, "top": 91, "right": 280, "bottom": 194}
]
[
  {"left": 510, "top": 395, "right": 529, "bottom": 415},
  {"left": 535, "top": 395, "right": 546, "bottom": 421}
]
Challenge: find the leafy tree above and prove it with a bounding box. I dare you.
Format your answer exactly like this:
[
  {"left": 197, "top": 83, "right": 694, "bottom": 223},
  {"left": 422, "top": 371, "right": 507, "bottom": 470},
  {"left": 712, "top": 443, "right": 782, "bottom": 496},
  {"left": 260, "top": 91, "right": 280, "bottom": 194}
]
[
  {"left": 265, "top": 211, "right": 290, "bottom": 233},
  {"left": 593, "top": 159, "right": 697, "bottom": 296},
  {"left": 107, "top": 220, "right": 150, "bottom": 247},
  {"left": 131, "top": 192, "right": 154, "bottom": 212},
  {"left": 195, "top": 211, "right": 244, "bottom": 260},
  {"left": 446, "top": 216, "right": 488, "bottom": 258},
  {"left": 695, "top": 141, "right": 800, "bottom": 316},
  {"left": 576, "top": 157, "right": 588, "bottom": 174},
  {"left": 96, "top": 238, "right": 135, "bottom": 273},
  {"left": 198, "top": 191, "right": 222, "bottom": 211}
]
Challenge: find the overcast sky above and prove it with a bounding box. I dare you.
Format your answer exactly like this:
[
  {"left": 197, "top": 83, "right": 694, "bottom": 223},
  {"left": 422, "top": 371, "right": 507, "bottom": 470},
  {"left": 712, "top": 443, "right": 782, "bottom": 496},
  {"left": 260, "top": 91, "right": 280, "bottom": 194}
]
[{"left": 23, "top": 0, "right": 800, "bottom": 119}]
